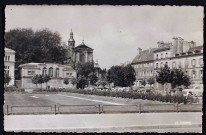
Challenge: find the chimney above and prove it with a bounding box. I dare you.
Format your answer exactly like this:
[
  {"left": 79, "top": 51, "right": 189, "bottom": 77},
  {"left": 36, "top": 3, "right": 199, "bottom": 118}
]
[{"left": 137, "top": 48, "right": 142, "bottom": 55}]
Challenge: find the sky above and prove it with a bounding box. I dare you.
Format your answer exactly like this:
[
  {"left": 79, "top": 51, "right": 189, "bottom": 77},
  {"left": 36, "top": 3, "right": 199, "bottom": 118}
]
[{"left": 5, "top": 5, "right": 203, "bottom": 69}]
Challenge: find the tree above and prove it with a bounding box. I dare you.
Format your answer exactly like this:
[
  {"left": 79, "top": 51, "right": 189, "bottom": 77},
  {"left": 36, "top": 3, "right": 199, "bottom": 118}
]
[
  {"left": 170, "top": 69, "right": 191, "bottom": 89},
  {"left": 71, "top": 77, "right": 78, "bottom": 88},
  {"left": 4, "top": 72, "right": 11, "bottom": 87},
  {"left": 77, "top": 75, "right": 87, "bottom": 89},
  {"left": 31, "top": 74, "right": 39, "bottom": 88},
  {"left": 156, "top": 65, "right": 171, "bottom": 92},
  {"left": 147, "top": 77, "right": 155, "bottom": 88},
  {"left": 43, "top": 74, "right": 51, "bottom": 89},
  {"left": 5, "top": 28, "right": 68, "bottom": 79},
  {"left": 88, "top": 72, "right": 98, "bottom": 85},
  {"left": 76, "top": 62, "right": 95, "bottom": 78},
  {"left": 64, "top": 78, "right": 69, "bottom": 85},
  {"left": 123, "top": 65, "right": 136, "bottom": 87},
  {"left": 37, "top": 74, "right": 44, "bottom": 89},
  {"left": 141, "top": 79, "right": 146, "bottom": 87}
]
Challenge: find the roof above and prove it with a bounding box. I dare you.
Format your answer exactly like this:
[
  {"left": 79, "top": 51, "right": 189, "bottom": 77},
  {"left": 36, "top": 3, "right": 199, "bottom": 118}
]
[
  {"left": 5, "top": 48, "right": 15, "bottom": 53},
  {"left": 153, "top": 47, "right": 170, "bottom": 53},
  {"left": 131, "top": 48, "right": 158, "bottom": 64},
  {"left": 18, "top": 62, "right": 74, "bottom": 70},
  {"left": 188, "top": 46, "right": 203, "bottom": 53},
  {"left": 74, "top": 43, "right": 93, "bottom": 51}
]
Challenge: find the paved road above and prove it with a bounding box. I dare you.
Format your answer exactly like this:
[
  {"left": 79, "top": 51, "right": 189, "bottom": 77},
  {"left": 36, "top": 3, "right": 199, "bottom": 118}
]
[{"left": 4, "top": 112, "right": 202, "bottom": 133}]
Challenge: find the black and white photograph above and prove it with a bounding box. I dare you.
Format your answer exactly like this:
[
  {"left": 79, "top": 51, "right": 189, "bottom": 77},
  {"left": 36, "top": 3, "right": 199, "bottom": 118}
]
[{"left": 3, "top": 5, "right": 203, "bottom": 133}]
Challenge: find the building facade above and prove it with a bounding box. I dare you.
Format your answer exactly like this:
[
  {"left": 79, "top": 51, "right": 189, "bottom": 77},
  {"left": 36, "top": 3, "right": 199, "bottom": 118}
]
[
  {"left": 18, "top": 63, "right": 77, "bottom": 89},
  {"left": 131, "top": 37, "right": 203, "bottom": 90},
  {"left": 131, "top": 48, "right": 158, "bottom": 87},
  {"left": 169, "top": 46, "right": 203, "bottom": 86},
  {"left": 64, "top": 30, "right": 94, "bottom": 67},
  {"left": 4, "top": 48, "right": 15, "bottom": 86}
]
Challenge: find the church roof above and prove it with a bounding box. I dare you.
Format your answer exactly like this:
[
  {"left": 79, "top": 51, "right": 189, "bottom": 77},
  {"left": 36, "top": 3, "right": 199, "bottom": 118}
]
[
  {"left": 74, "top": 41, "right": 93, "bottom": 51},
  {"left": 131, "top": 48, "right": 158, "bottom": 64}
]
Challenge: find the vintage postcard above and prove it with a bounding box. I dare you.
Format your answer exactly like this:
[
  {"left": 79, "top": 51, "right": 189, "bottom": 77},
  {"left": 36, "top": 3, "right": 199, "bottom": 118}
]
[{"left": 4, "top": 5, "right": 203, "bottom": 133}]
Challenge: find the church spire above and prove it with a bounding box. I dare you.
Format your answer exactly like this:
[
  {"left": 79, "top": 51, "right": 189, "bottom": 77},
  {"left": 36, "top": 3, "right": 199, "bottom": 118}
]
[{"left": 68, "top": 28, "right": 75, "bottom": 47}]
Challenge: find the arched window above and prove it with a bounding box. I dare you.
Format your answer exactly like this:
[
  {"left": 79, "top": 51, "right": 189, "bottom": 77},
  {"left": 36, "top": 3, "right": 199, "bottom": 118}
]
[
  {"left": 165, "top": 53, "right": 168, "bottom": 58},
  {"left": 165, "top": 62, "right": 168, "bottom": 66},
  {"left": 49, "top": 67, "right": 53, "bottom": 77},
  {"left": 55, "top": 68, "right": 59, "bottom": 77},
  {"left": 161, "top": 53, "right": 163, "bottom": 59},
  {"left": 42, "top": 67, "right": 47, "bottom": 76},
  {"left": 199, "top": 58, "right": 203, "bottom": 66},
  {"left": 200, "top": 70, "right": 203, "bottom": 77},
  {"left": 161, "top": 62, "right": 163, "bottom": 68}
]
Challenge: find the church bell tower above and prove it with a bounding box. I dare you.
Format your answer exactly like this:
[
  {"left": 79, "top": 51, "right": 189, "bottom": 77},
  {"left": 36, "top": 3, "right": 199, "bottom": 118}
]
[{"left": 68, "top": 29, "right": 75, "bottom": 48}]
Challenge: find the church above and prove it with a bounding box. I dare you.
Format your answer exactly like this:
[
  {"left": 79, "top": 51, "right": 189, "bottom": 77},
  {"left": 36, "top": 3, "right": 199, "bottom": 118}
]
[{"left": 64, "top": 30, "right": 94, "bottom": 68}]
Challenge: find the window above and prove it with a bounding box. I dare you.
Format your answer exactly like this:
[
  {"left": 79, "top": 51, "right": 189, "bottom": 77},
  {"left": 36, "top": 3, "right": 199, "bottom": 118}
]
[
  {"left": 136, "top": 72, "right": 138, "bottom": 77},
  {"left": 199, "top": 58, "right": 203, "bottom": 66},
  {"left": 144, "top": 71, "right": 146, "bottom": 76},
  {"left": 5, "top": 55, "right": 10, "bottom": 61},
  {"left": 185, "top": 70, "right": 188, "bottom": 76},
  {"left": 4, "top": 66, "right": 9, "bottom": 75},
  {"left": 200, "top": 70, "right": 203, "bottom": 77},
  {"left": 156, "top": 54, "right": 158, "bottom": 60},
  {"left": 49, "top": 67, "right": 53, "bottom": 77},
  {"left": 151, "top": 71, "right": 153, "bottom": 76},
  {"left": 191, "top": 59, "right": 196, "bottom": 67},
  {"left": 165, "top": 53, "right": 168, "bottom": 58},
  {"left": 172, "top": 62, "right": 176, "bottom": 68},
  {"left": 161, "top": 62, "right": 163, "bottom": 68},
  {"left": 185, "top": 59, "right": 189, "bottom": 68},
  {"left": 42, "top": 67, "right": 47, "bottom": 76},
  {"left": 28, "top": 71, "right": 35, "bottom": 75},
  {"left": 192, "top": 70, "right": 196, "bottom": 78},
  {"left": 156, "top": 63, "right": 159, "bottom": 69},
  {"left": 55, "top": 68, "right": 59, "bottom": 77},
  {"left": 161, "top": 53, "right": 163, "bottom": 59},
  {"left": 165, "top": 62, "right": 168, "bottom": 66},
  {"left": 67, "top": 73, "right": 72, "bottom": 76},
  {"left": 178, "top": 61, "right": 182, "bottom": 68}
]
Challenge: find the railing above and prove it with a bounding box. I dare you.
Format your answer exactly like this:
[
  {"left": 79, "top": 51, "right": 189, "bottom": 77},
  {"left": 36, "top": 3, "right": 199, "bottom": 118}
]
[{"left": 4, "top": 103, "right": 202, "bottom": 115}]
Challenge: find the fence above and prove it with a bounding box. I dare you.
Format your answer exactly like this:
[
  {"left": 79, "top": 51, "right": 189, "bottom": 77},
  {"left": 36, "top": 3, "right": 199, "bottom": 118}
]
[{"left": 4, "top": 103, "right": 202, "bottom": 115}]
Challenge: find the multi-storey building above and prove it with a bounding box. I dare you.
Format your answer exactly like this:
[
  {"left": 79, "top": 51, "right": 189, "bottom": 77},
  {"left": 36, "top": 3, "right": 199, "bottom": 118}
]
[
  {"left": 4, "top": 48, "right": 15, "bottom": 86},
  {"left": 169, "top": 46, "right": 203, "bottom": 86},
  {"left": 131, "top": 48, "right": 158, "bottom": 87},
  {"left": 18, "top": 63, "right": 77, "bottom": 89},
  {"left": 131, "top": 37, "right": 203, "bottom": 90}
]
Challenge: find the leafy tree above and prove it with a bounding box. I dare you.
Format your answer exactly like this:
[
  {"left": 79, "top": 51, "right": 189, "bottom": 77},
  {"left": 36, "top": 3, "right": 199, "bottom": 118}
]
[
  {"left": 64, "top": 78, "right": 69, "bottom": 85},
  {"left": 5, "top": 28, "right": 68, "bottom": 79},
  {"left": 77, "top": 75, "right": 87, "bottom": 89},
  {"left": 76, "top": 62, "right": 95, "bottom": 78},
  {"left": 31, "top": 74, "right": 39, "bottom": 88},
  {"left": 123, "top": 64, "right": 136, "bottom": 87},
  {"left": 147, "top": 77, "right": 155, "bottom": 88},
  {"left": 43, "top": 74, "right": 51, "bottom": 89},
  {"left": 170, "top": 69, "right": 191, "bottom": 89},
  {"left": 4, "top": 72, "right": 11, "bottom": 87},
  {"left": 141, "top": 79, "right": 146, "bottom": 87},
  {"left": 71, "top": 77, "right": 78, "bottom": 87},
  {"left": 37, "top": 74, "right": 44, "bottom": 89},
  {"left": 156, "top": 65, "right": 171, "bottom": 92},
  {"left": 88, "top": 72, "right": 98, "bottom": 85}
]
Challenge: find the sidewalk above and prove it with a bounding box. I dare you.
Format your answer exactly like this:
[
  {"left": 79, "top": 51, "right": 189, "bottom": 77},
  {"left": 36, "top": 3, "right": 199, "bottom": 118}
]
[{"left": 4, "top": 112, "right": 202, "bottom": 132}]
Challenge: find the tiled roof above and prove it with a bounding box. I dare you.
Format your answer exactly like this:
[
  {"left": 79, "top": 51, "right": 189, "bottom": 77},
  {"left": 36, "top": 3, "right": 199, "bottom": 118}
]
[
  {"left": 131, "top": 48, "right": 158, "bottom": 64},
  {"left": 188, "top": 46, "right": 203, "bottom": 52}
]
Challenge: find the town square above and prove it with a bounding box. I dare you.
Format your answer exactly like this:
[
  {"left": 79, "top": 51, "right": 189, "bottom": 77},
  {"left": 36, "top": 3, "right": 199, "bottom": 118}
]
[{"left": 3, "top": 5, "right": 203, "bottom": 133}]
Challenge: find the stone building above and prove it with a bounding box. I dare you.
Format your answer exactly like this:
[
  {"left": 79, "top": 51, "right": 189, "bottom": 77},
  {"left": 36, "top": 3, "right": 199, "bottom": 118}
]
[
  {"left": 4, "top": 48, "right": 15, "bottom": 86},
  {"left": 64, "top": 30, "right": 94, "bottom": 68},
  {"left": 131, "top": 37, "right": 203, "bottom": 90},
  {"left": 18, "top": 63, "right": 77, "bottom": 89},
  {"left": 169, "top": 46, "right": 203, "bottom": 86},
  {"left": 131, "top": 48, "right": 158, "bottom": 87}
]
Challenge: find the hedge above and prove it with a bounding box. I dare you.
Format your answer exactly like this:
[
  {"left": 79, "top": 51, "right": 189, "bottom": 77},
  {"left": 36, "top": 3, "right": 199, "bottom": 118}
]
[{"left": 34, "top": 88, "right": 188, "bottom": 104}]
